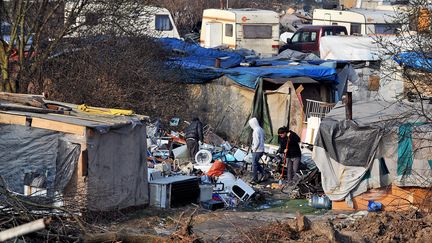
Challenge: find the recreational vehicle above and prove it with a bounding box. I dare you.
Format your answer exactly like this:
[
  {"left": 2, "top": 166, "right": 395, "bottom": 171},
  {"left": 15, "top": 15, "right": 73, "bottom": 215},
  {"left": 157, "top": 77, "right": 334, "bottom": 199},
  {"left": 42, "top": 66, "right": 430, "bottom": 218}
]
[
  {"left": 65, "top": 5, "right": 180, "bottom": 38},
  {"left": 312, "top": 8, "right": 400, "bottom": 35},
  {"left": 200, "top": 8, "right": 280, "bottom": 57}
]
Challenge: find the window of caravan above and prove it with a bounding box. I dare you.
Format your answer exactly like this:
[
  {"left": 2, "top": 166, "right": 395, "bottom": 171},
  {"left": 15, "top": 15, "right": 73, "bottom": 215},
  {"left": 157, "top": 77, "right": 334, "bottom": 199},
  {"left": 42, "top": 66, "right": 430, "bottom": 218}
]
[
  {"left": 225, "top": 24, "right": 233, "bottom": 37},
  {"left": 243, "top": 25, "right": 272, "bottom": 39},
  {"left": 155, "top": 15, "right": 173, "bottom": 31},
  {"left": 374, "top": 24, "right": 400, "bottom": 34},
  {"left": 350, "top": 23, "right": 362, "bottom": 35}
]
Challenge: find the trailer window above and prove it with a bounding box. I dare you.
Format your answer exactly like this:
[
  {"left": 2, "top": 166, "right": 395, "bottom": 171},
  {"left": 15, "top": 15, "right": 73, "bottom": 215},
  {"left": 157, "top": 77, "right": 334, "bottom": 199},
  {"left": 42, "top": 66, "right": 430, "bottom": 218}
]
[
  {"left": 374, "top": 24, "right": 400, "bottom": 34},
  {"left": 225, "top": 24, "right": 233, "bottom": 37},
  {"left": 155, "top": 15, "right": 173, "bottom": 31},
  {"left": 243, "top": 25, "right": 272, "bottom": 39},
  {"left": 350, "top": 23, "right": 362, "bottom": 35}
]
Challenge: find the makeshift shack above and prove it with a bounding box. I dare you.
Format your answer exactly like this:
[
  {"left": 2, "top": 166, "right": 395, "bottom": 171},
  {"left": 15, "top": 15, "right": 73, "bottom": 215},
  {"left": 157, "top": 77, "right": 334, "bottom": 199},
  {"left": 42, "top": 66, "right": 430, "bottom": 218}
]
[
  {"left": 187, "top": 75, "right": 333, "bottom": 143},
  {"left": 159, "top": 38, "right": 355, "bottom": 143},
  {"left": 313, "top": 100, "right": 432, "bottom": 211},
  {"left": 0, "top": 96, "right": 148, "bottom": 211}
]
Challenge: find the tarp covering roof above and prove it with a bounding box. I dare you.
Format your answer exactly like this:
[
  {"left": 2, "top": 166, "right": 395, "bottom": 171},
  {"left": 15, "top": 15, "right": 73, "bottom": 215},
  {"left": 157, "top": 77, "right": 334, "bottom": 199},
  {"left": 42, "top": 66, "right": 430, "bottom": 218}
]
[
  {"left": 0, "top": 101, "right": 147, "bottom": 133},
  {"left": 393, "top": 52, "right": 432, "bottom": 73},
  {"left": 159, "top": 38, "right": 339, "bottom": 89}
]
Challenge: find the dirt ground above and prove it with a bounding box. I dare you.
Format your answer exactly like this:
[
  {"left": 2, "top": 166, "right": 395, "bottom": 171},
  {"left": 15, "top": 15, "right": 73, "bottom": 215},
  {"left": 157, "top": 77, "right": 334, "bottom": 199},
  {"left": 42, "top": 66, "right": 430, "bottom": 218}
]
[{"left": 87, "top": 202, "right": 431, "bottom": 243}]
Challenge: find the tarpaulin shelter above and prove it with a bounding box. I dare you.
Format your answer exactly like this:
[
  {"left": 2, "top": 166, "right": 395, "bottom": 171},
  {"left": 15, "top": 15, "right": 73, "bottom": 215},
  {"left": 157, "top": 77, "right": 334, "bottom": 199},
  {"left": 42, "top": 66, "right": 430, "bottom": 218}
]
[
  {"left": 239, "top": 78, "right": 305, "bottom": 144},
  {"left": 158, "top": 38, "right": 339, "bottom": 89},
  {"left": 0, "top": 100, "right": 148, "bottom": 211},
  {"left": 312, "top": 100, "right": 432, "bottom": 210}
]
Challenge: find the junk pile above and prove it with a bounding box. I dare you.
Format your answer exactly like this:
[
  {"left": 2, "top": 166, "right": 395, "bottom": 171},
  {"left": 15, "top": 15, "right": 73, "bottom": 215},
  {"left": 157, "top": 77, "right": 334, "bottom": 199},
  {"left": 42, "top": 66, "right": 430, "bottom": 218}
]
[{"left": 145, "top": 118, "right": 327, "bottom": 211}]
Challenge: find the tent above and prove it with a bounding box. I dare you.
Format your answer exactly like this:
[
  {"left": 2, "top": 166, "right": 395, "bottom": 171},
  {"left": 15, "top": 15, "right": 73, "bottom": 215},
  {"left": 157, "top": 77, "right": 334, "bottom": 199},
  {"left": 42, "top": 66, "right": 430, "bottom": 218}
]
[
  {"left": 312, "top": 100, "right": 432, "bottom": 210},
  {"left": 0, "top": 100, "right": 148, "bottom": 211}
]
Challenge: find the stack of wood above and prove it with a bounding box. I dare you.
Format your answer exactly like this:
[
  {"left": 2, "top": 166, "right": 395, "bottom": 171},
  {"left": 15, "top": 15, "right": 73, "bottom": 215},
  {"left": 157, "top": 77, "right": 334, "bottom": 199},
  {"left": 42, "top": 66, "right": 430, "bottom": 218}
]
[{"left": 404, "top": 71, "right": 432, "bottom": 97}]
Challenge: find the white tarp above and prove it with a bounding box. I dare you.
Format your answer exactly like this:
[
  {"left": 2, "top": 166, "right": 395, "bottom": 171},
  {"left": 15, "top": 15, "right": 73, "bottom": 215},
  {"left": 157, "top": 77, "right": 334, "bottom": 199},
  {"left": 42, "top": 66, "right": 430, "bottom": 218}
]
[{"left": 320, "top": 36, "right": 381, "bottom": 61}]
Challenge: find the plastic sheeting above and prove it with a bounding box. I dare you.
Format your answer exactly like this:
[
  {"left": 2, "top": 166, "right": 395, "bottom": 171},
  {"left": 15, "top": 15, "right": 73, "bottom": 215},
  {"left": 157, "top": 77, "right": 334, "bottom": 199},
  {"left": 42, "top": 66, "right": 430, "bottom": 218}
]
[
  {"left": 320, "top": 36, "right": 381, "bottom": 61},
  {"left": 0, "top": 124, "right": 79, "bottom": 195},
  {"left": 315, "top": 120, "right": 383, "bottom": 167},
  {"left": 86, "top": 124, "right": 148, "bottom": 211},
  {"left": 159, "top": 38, "right": 339, "bottom": 88},
  {"left": 313, "top": 101, "right": 432, "bottom": 201},
  {"left": 393, "top": 52, "right": 432, "bottom": 73},
  {"left": 225, "top": 64, "right": 337, "bottom": 89}
]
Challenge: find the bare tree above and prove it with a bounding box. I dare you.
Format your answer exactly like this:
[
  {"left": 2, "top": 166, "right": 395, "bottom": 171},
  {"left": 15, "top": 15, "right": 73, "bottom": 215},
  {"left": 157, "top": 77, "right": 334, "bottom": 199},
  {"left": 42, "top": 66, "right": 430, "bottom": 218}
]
[{"left": 0, "top": 0, "right": 157, "bottom": 93}]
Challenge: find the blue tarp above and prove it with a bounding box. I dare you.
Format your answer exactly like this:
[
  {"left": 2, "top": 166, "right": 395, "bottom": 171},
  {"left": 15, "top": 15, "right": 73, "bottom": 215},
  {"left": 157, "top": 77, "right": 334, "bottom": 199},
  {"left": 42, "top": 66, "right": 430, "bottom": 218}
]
[
  {"left": 224, "top": 65, "right": 337, "bottom": 88},
  {"left": 158, "top": 38, "right": 338, "bottom": 88},
  {"left": 394, "top": 52, "right": 432, "bottom": 73}
]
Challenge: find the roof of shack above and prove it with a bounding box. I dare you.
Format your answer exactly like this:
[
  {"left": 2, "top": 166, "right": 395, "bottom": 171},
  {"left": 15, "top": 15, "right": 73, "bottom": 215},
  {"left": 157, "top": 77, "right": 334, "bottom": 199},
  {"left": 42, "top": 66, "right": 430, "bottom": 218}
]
[{"left": 0, "top": 100, "right": 148, "bottom": 129}]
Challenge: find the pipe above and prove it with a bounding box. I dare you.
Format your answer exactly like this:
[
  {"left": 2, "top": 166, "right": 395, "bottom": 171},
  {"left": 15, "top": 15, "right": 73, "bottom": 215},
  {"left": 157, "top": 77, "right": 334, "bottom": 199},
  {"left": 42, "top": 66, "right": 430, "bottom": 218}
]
[
  {"left": 0, "top": 218, "right": 51, "bottom": 241},
  {"left": 215, "top": 58, "right": 221, "bottom": 68}
]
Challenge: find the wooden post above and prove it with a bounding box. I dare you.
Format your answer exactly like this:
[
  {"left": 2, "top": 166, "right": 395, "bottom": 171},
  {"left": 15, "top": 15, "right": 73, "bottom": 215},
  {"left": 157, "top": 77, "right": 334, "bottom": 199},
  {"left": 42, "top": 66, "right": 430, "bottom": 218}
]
[
  {"left": 345, "top": 92, "right": 352, "bottom": 120},
  {"left": 0, "top": 218, "right": 50, "bottom": 241}
]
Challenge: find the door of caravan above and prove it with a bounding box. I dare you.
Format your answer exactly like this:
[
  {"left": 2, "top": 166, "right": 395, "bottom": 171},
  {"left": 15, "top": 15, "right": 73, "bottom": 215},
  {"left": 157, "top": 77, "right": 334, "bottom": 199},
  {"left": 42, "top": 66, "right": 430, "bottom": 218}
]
[{"left": 205, "top": 22, "right": 223, "bottom": 48}]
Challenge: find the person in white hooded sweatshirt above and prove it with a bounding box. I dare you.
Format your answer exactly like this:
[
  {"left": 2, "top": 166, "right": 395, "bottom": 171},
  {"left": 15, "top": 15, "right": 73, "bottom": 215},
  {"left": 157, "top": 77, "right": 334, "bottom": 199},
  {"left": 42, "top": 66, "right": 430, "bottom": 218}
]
[{"left": 248, "top": 117, "right": 266, "bottom": 183}]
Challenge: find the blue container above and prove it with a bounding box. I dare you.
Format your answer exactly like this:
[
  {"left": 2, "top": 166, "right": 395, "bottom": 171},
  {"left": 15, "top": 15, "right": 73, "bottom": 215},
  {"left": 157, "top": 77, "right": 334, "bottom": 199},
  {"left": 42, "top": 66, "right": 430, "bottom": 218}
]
[
  {"left": 309, "top": 195, "right": 332, "bottom": 209},
  {"left": 368, "top": 200, "right": 382, "bottom": 212}
]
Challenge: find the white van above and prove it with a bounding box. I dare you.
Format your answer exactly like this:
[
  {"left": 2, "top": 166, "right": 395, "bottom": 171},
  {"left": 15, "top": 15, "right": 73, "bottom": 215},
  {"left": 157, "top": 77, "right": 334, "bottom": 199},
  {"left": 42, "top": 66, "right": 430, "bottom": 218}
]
[
  {"left": 200, "top": 8, "right": 280, "bottom": 57},
  {"left": 65, "top": 5, "right": 180, "bottom": 38},
  {"left": 312, "top": 8, "right": 400, "bottom": 36}
]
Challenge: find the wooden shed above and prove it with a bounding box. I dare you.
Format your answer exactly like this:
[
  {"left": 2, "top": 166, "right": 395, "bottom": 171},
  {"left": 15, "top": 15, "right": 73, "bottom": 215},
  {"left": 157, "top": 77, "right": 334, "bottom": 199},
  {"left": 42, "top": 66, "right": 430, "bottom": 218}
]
[{"left": 0, "top": 95, "right": 148, "bottom": 211}]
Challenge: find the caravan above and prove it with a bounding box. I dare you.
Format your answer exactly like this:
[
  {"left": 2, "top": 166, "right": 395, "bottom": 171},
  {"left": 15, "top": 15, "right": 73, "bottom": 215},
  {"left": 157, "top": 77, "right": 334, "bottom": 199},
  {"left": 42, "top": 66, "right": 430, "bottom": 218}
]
[
  {"left": 65, "top": 5, "right": 180, "bottom": 38},
  {"left": 200, "top": 8, "right": 280, "bottom": 57},
  {"left": 312, "top": 8, "right": 400, "bottom": 35}
]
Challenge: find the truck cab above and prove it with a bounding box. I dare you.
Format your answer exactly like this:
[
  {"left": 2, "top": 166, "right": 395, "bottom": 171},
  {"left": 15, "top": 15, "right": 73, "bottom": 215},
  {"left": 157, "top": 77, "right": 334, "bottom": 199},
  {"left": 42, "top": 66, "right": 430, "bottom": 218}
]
[{"left": 280, "top": 25, "right": 347, "bottom": 55}]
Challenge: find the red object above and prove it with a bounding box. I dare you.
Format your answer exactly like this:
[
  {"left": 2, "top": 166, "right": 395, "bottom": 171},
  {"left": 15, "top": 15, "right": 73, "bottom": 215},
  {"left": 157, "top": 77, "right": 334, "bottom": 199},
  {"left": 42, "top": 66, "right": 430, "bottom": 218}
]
[
  {"left": 207, "top": 160, "right": 225, "bottom": 177},
  {"left": 241, "top": 16, "right": 248, "bottom": 22},
  {"left": 272, "top": 45, "right": 280, "bottom": 49},
  {"left": 280, "top": 25, "right": 348, "bottom": 55}
]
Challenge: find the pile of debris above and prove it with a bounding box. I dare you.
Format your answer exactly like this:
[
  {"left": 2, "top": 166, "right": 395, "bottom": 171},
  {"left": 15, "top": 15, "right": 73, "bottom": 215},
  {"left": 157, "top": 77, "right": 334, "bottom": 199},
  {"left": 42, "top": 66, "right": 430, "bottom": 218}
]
[{"left": 145, "top": 117, "right": 325, "bottom": 211}]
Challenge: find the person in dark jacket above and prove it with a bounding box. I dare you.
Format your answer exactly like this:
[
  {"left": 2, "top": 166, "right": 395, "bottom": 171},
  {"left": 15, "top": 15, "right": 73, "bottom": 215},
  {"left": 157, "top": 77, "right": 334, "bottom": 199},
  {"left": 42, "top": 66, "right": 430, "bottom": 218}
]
[
  {"left": 184, "top": 117, "right": 204, "bottom": 161},
  {"left": 277, "top": 126, "right": 301, "bottom": 184}
]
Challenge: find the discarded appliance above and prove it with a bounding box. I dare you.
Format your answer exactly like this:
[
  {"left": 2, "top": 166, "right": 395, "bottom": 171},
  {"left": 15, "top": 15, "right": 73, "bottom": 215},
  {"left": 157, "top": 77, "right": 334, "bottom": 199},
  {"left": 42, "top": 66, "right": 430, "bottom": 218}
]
[
  {"left": 232, "top": 179, "right": 255, "bottom": 202},
  {"left": 195, "top": 149, "right": 212, "bottom": 164},
  {"left": 149, "top": 175, "right": 200, "bottom": 208},
  {"left": 200, "top": 8, "right": 280, "bottom": 56}
]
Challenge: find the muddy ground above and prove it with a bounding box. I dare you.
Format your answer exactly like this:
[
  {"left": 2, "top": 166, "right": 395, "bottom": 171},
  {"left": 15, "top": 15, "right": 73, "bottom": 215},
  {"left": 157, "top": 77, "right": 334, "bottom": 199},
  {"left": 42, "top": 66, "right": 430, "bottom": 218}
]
[{"left": 84, "top": 200, "right": 431, "bottom": 243}]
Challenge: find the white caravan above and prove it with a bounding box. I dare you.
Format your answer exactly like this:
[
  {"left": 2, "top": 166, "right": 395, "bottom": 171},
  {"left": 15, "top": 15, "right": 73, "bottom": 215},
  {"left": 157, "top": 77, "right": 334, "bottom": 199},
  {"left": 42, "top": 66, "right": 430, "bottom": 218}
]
[
  {"left": 65, "top": 4, "right": 180, "bottom": 38},
  {"left": 312, "top": 8, "right": 400, "bottom": 36},
  {"left": 200, "top": 8, "right": 280, "bottom": 57}
]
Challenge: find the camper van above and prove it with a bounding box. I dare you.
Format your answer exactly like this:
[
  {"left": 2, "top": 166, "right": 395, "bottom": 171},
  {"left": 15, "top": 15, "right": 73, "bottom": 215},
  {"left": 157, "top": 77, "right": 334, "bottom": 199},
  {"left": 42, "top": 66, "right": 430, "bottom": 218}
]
[
  {"left": 65, "top": 5, "right": 180, "bottom": 38},
  {"left": 200, "top": 8, "right": 280, "bottom": 57},
  {"left": 312, "top": 8, "right": 400, "bottom": 35}
]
